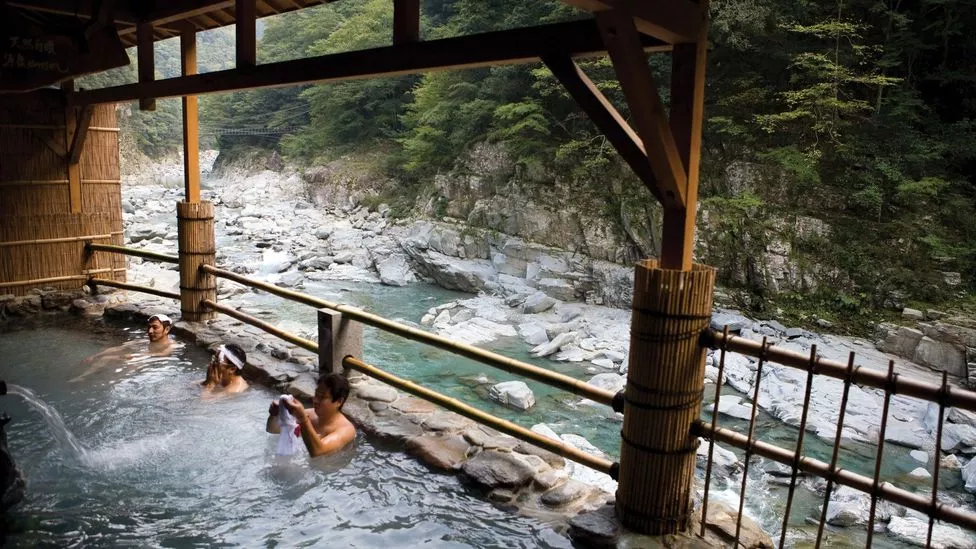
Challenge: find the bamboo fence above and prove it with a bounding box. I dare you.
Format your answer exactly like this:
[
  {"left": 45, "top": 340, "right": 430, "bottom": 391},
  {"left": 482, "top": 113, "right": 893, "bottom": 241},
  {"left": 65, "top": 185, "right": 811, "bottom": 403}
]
[{"left": 0, "top": 93, "right": 124, "bottom": 295}]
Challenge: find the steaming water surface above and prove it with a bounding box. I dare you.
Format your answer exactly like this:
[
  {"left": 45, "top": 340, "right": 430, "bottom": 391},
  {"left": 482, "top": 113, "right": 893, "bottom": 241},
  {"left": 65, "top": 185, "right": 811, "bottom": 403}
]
[{"left": 0, "top": 317, "right": 571, "bottom": 547}]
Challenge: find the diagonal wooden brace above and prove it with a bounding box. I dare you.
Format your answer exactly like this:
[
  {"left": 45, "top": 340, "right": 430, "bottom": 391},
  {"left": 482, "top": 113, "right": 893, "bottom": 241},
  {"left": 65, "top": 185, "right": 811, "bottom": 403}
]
[
  {"left": 542, "top": 55, "right": 664, "bottom": 205},
  {"left": 597, "top": 9, "right": 688, "bottom": 211}
]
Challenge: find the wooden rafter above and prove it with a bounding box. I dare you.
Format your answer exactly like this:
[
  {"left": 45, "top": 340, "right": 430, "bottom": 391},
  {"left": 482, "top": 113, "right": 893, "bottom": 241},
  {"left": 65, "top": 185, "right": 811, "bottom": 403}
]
[
  {"left": 73, "top": 20, "right": 669, "bottom": 106},
  {"left": 560, "top": 0, "right": 700, "bottom": 44},
  {"left": 6, "top": 0, "right": 138, "bottom": 24},
  {"left": 542, "top": 55, "right": 663, "bottom": 205},
  {"left": 140, "top": 1, "right": 235, "bottom": 27},
  {"left": 236, "top": 0, "right": 257, "bottom": 67},
  {"left": 393, "top": 0, "right": 420, "bottom": 44},
  {"left": 137, "top": 22, "right": 155, "bottom": 111},
  {"left": 597, "top": 9, "right": 687, "bottom": 210}
]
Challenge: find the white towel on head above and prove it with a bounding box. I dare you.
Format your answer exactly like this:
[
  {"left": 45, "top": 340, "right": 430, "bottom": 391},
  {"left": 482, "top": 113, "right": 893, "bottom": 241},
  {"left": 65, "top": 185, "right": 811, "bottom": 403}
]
[{"left": 276, "top": 395, "right": 302, "bottom": 456}]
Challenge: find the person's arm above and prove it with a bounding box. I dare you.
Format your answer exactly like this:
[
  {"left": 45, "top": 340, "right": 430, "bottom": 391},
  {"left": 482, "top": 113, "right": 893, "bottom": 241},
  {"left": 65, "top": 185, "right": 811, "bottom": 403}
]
[
  {"left": 201, "top": 360, "right": 221, "bottom": 390},
  {"left": 266, "top": 399, "right": 281, "bottom": 434},
  {"left": 282, "top": 399, "right": 355, "bottom": 457}
]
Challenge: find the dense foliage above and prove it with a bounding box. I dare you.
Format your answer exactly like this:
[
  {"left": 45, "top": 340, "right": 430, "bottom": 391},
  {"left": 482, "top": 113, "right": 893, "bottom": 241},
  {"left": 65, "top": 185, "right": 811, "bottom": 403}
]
[{"left": 105, "top": 0, "right": 976, "bottom": 311}]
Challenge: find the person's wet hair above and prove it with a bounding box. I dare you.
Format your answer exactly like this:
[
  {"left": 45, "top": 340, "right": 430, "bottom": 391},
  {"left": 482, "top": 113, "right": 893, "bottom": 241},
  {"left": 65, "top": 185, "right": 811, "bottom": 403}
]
[{"left": 317, "top": 373, "right": 350, "bottom": 406}]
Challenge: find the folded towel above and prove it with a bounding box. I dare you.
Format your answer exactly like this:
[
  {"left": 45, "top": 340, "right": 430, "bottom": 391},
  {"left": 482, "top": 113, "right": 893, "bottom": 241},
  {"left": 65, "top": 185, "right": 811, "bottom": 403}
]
[{"left": 276, "top": 395, "right": 302, "bottom": 456}]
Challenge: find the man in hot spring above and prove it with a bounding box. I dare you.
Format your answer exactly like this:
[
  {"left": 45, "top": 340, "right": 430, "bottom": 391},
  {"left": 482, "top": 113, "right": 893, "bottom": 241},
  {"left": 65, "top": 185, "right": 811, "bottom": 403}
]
[
  {"left": 72, "top": 314, "right": 177, "bottom": 381},
  {"left": 266, "top": 373, "right": 356, "bottom": 457}
]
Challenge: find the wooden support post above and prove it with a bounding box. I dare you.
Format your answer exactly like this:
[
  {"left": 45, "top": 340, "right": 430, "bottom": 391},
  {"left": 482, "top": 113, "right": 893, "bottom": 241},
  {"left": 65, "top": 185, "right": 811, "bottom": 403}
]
[
  {"left": 235, "top": 0, "right": 256, "bottom": 67},
  {"left": 597, "top": 10, "right": 688, "bottom": 211},
  {"left": 62, "top": 80, "right": 82, "bottom": 213},
  {"left": 137, "top": 22, "right": 156, "bottom": 111},
  {"left": 176, "top": 201, "right": 216, "bottom": 321},
  {"left": 181, "top": 29, "right": 201, "bottom": 203},
  {"left": 617, "top": 259, "right": 715, "bottom": 534},
  {"left": 393, "top": 0, "right": 420, "bottom": 44},
  {"left": 317, "top": 308, "right": 363, "bottom": 375},
  {"left": 660, "top": 5, "right": 708, "bottom": 271}
]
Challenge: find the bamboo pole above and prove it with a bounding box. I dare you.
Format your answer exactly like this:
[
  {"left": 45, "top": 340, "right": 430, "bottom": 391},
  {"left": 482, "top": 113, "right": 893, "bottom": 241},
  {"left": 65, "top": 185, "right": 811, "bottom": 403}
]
[
  {"left": 343, "top": 356, "right": 617, "bottom": 476},
  {"left": 707, "top": 330, "right": 976, "bottom": 413},
  {"left": 0, "top": 180, "right": 69, "bottom": 185},
  {"left": 201, "top": 264, "right": 617, "bottom": 407},
  {"left": 0, "top": 233, "right": 116, "bottom": 248},
  {"left": 0, "top": 268, "right": 123, "bottom": 289},
  {"left": 695, "top": 421, "right": 976, "bottom": 532},
  {"left": 616, "top": 259, "right": 715, "bottom": 535},
  {"left": 86, "top": 242, "right": 179, "bottom": 264},
  {"left": 177, "top": 201, "right": 215, "bottom": 321},
  {"left": 88, "top": 277, "right": 179, "bottom": 300},
  {"left": 201, "top": 299, "right": 317, "bottom": 352}
]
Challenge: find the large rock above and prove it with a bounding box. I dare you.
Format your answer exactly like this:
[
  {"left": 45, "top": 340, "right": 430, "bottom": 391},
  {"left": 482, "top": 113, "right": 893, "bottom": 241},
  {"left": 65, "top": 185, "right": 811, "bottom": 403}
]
[
  {"left": 536, "top": 278, "right": 576, "bottom": 301},
  {"left": 488, "top": 381, "right": 536, "bottom": 410},
  {"left": 403, "top": 250, "right": 496, "bottom": 293},
  {"left": 888, "top": 516, "right": 976, "bottom": 549},
  {"left": 922, "top": 323, "right": 976, "bottom": 349},
  {"left": 0, "top": 414, "right": 26, "bottom": 512},
  {"left": 406, "top": 435, "right": 471, "bottom": 471},
  {"left": 521, "top": 291, "right": 557, "bottom": 314},
  {"left": 962, "top": 455, "right": 976, "bottom": 493},
  {"left": 879, "top": 327, "right": 924, "bottom": 358},
  {"left": 585, "top": 373, "right": 626, "bottom": 394},
  {"left": 374, "top": 254, "right": 415, "bottom": 287},
  {"left": 914, "top": 337, "right": 967, "bottom": 377},
  {"left": 530, "top": 331, "right": 577, "bottom": 358},
  {"left": 460, "top": 450, "right": 536, "bottom": 489}
]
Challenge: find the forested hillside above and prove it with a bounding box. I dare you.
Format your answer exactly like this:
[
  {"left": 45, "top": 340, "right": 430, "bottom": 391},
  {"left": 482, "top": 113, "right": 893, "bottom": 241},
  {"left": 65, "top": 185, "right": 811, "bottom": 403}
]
[{"left": 95, "top": 0, "right": 976, "bottom": 320}]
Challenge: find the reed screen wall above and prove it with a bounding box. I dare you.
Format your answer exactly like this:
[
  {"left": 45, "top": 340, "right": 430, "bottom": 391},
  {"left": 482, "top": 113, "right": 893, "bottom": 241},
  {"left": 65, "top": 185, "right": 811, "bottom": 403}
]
[{"left": 0, "top": 91, "right": 125, "bottom": 295}]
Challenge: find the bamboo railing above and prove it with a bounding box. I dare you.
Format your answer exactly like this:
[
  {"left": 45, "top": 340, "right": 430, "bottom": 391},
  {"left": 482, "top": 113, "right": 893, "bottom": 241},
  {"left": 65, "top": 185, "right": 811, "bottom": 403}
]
[
  {"left": 86, "top": 242, "right": 178, "bottom": 264},
  {"left": 88, "top": 277, "right": 180, "bottom": 300},
  {"left": 343, "top": 355, "right": 617, "bottom": 476},
  {"left": 201, "top": 263, "right": 619, "bottom": 409}
]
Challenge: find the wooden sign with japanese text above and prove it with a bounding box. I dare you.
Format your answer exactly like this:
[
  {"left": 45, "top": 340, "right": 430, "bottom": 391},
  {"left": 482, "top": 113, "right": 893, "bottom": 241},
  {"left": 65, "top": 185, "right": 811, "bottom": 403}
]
[{"left": 0, "top": 6, "right": 129, "bottom": 93}]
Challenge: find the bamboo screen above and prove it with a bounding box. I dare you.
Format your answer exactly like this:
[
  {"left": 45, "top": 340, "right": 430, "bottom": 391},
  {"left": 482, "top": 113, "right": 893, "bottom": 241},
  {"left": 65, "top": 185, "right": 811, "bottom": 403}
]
[{"left": 0, "top": 91, "right": 125, "bottom": 295}]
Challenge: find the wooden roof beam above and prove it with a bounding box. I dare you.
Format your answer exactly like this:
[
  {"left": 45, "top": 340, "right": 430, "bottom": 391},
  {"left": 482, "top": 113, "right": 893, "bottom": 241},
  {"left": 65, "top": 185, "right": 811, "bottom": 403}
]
[
  {"left": 394, "top": 0, "right": 420, "bottom": 44},
  {"left": 6, "top": 0, "right": 139, "bottom": 25},
  {"left": 560, "top": 0, "right": 700, "bottom": 44},
  {"left": 72, "top": 20, "right": 670, "bottom": 105},
  {"left": 236, "top": 0, "right": 257, "bottom": 68},
  {"left": 138, "top": 0, "right": 235, "bottom": 27},
  {"left": 137, "top": 22, "right": 155, "bottom": 111},
  {"left": 541, "top": 55, "right": 664, "bottom": 205},
  {"left": 597, "top": 9, "right": 687, "bottom": 210}
]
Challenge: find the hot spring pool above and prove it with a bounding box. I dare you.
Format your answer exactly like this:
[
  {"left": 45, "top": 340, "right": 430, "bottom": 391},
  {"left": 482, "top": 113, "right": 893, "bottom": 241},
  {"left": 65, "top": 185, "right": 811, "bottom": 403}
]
[{"left": 0, "top": 316, "right": 573, "bottom": 547}]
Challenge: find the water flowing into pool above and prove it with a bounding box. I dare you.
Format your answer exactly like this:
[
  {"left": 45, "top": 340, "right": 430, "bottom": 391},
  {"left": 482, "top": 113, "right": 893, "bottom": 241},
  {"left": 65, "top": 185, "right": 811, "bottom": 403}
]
[{"left": 0, "top": 317, "right": 572, "bottom": 547}]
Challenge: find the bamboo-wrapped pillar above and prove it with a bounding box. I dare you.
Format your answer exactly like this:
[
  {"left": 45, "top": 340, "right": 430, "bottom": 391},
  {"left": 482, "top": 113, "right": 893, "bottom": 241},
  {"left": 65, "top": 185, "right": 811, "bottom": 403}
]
[
  {"left": 176, "top": 201, "right": 215, "bottom": 321},
  {"left": 616, "top": 259, "right": 715, "bottom": 534}
]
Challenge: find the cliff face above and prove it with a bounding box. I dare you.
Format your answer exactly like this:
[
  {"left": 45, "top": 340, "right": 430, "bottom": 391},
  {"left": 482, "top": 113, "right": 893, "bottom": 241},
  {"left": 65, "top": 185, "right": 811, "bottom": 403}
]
[{"left": 211, "top": 144, "right": 968, "bottom": 313}]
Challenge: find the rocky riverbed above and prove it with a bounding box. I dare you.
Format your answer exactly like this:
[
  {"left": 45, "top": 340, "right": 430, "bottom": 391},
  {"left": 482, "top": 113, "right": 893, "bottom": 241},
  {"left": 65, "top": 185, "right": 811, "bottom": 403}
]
[{"left": 92, "top": 160, "right": 976, "bottom": 547}]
